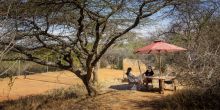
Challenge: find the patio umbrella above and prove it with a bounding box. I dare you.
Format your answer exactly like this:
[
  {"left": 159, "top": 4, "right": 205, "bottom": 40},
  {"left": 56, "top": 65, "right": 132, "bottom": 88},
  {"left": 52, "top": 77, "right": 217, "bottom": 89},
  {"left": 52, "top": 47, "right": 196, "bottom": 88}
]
[{"left": 135, "top": 40, "right": 187, "bottom": 75}]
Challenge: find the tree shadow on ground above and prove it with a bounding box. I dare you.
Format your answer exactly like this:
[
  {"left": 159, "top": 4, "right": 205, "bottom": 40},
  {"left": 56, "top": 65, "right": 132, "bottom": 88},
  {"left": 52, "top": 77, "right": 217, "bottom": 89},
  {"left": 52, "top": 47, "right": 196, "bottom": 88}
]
[
  {"left": 109, "top": 84, "right": 162, "bottom": 93},
  {"left": 71, "top": 89, "right": 165, "bottom": 110},
  {"left": 127, "top": 98, "right": 165, "bottom": 109}
]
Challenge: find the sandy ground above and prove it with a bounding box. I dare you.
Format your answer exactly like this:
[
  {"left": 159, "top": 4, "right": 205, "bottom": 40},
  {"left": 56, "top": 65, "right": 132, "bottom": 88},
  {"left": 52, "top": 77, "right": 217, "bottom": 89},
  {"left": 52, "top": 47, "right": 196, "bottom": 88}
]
[
  {"left": 0, "top": 69, "right": 178, "bottom": 110},
  {"left": 0, "top": 69, "right": 126, "bottom": 101}
]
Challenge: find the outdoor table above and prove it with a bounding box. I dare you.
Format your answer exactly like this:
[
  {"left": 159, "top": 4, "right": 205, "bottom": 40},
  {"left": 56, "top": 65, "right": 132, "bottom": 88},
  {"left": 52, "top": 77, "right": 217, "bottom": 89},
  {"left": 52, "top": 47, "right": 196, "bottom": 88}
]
[{"left": 144, "top": 76, "right": 177, "bottom": 94}]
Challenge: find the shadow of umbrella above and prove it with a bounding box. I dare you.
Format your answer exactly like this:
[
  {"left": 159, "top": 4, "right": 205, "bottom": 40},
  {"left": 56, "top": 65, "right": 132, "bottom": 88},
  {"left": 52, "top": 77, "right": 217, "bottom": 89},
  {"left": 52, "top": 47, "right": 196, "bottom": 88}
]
[
  {"left": 109, "top": 84, "right": 161, "bottom": 93},
  {"left": 109, "top": 84, "right": 131, "bottom": 90}
]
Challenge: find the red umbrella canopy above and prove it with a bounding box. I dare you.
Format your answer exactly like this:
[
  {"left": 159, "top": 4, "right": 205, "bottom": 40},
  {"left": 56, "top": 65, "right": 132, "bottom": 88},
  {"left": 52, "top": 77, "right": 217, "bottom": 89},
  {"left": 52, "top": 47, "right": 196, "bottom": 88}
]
[{"left": 135, "top": 40, "right": 187, "bottom": 54}]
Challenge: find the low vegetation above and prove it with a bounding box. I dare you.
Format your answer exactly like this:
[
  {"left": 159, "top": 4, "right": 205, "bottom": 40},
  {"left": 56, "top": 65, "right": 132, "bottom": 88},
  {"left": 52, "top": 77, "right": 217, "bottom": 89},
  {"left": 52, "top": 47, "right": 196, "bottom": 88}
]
[
  {"left": 1, "top": 82, "right": 220, "bottom": 110},
  {"left": 154, "top": 83, "right": 220, "bottom": 110},
  {"left": 0, "top": 85, "right": 87, "bottom": 110}
]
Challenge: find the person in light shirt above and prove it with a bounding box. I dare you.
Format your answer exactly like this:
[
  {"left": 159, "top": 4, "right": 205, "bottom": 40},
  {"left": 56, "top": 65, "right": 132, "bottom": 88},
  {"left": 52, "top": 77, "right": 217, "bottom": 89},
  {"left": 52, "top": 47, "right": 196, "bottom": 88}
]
[{"left": 126, "top": 67, "right": 140, "bottom": 83}]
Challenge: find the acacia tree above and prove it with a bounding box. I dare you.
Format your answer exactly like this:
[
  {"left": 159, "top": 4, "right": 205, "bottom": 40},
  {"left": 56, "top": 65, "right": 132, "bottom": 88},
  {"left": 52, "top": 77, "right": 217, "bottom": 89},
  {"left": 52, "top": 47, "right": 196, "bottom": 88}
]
[{"left": 0, "top": 0, "right": 178, "bottom": 96}]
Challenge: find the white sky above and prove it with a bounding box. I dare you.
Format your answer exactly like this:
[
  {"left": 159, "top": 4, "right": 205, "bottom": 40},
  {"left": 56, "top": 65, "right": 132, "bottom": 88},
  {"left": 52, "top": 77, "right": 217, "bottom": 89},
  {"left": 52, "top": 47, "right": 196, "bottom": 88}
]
[
  {"left": 132, "top": 7, "right": 173, "bottom": 38},
  {"left": 132, "top": 19, "right": 172, "bottom": 38}
]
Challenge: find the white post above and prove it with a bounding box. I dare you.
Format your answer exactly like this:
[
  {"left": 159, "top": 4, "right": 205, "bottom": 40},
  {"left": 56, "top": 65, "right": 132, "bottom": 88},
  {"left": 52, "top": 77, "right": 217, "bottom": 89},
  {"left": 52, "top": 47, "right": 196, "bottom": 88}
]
[
  {"left": 46, "top": 56, "right": 48, "bottom": 72},
  {"left": 18, "top": 60, "right": 21, "bottom": 76}
]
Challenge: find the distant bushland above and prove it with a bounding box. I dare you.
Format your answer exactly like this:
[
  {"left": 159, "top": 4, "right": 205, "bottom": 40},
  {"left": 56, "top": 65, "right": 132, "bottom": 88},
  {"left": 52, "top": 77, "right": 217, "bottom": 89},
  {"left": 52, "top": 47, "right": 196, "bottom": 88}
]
[{"left": 0, "top": 61, "right": 60, "bottom": 78}]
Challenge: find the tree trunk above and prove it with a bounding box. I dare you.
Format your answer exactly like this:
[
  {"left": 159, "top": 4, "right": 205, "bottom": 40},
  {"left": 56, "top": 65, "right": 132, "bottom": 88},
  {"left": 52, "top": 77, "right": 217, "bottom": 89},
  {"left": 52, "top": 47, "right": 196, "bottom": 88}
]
[
  {"left": 71, "top": 68, "right": 98, "bottom": 96},
  {"left": 92, "top": 62, "right": 99, "bottom": 83},
  {"left": 80, "top": 68, "right": 98, "bottom": 96},
  {"left": 82, "top": 76, "right": 97, "bottom": 96}
]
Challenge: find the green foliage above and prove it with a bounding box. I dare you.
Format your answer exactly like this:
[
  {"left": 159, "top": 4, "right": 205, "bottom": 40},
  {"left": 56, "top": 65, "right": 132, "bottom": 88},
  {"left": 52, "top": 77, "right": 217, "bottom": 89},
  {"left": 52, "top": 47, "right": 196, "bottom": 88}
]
[
  {"left": 167, "top": 34, "right": 186, "bottom": 45},
  {"left": 0, "top": 61, "right": 55, "bottom": 78},
  {"left": 0, "top": 48, "right": 84, "bottom": 78},
  {"left": 100, "top": 32, "right": 149, "bottom": 69},
  {"left": 0, "top": 61, "right": 58, "bottom": 78}
]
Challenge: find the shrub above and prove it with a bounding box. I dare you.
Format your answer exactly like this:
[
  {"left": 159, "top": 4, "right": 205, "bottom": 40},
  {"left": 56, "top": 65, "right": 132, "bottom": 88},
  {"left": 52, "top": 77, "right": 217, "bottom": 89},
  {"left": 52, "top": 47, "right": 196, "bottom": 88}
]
[{"left": 156, "top": 85, "right": 220, "bottom": 110}]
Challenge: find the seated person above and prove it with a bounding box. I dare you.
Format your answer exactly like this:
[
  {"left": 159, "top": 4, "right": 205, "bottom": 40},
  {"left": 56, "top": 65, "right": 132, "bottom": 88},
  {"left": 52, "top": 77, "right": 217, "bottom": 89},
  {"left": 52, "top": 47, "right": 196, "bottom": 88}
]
[
  {"left": 125, "top": 67, "right": 141, "bottom": 84},
  {"left": 143, "top": 66, "right": 154, "bottom": 85}
]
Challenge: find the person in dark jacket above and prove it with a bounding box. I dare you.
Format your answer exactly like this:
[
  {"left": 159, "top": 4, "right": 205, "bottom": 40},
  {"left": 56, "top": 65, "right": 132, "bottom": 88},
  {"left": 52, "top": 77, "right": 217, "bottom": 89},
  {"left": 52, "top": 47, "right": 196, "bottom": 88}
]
[
  {"left": 143, "top": 66, "right": 154, "bottom": 86},
  {"left": 144, "top": 66, "right": 154, "bottom": 77}
]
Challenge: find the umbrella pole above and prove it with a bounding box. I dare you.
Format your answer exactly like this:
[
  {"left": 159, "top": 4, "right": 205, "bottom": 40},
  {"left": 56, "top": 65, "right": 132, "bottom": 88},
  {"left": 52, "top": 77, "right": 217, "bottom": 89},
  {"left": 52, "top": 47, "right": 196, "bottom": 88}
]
[
  {"left": 137, "top": 60, "right": 142, "bottom": 74},
  {"left": 159, "top": 53, "right": 161, "bottom": 76}
]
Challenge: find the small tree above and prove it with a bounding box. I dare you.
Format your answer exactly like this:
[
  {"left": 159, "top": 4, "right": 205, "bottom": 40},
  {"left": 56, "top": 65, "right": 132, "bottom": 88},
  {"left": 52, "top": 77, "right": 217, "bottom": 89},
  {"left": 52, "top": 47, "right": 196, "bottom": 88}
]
[{"left": 0, "top": 0, "right": 178, "bottom": 96}]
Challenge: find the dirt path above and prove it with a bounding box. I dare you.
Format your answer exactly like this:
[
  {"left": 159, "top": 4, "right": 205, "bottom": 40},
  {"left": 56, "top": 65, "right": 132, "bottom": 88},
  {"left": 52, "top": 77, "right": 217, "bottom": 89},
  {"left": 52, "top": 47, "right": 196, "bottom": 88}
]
[
  {"left": 72, "top": 91, "right": 167, "bottom": 110},
  {"left": 38, "top": 90, "right": 171, "bottom": 110}
]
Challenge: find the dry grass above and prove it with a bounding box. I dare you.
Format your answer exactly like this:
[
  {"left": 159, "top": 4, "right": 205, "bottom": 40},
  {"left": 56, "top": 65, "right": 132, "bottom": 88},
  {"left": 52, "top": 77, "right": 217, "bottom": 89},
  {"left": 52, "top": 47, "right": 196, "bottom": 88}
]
[
  {"left": 0, "top": 89, "right": 167, "bottom": 110},
  {"left": 2, "top": 86, "right": 219, "bottom": 110},
  {"left": 153, "top": 87, "right": 220, "bottom": 110},
  {"left": 0, "top": 85, "right": 87, "bottom": 110}
]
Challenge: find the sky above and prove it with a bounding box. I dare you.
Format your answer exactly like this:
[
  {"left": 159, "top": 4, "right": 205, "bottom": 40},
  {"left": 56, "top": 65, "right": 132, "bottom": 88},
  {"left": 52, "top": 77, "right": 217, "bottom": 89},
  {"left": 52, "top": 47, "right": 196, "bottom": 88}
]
[
  {"left": 17, "top": 0, "right": 174, "bottom": 39},
  {"left": 48, "top": 14, "right": 173, "bottom": 38},
  {"left": 132, "top": 6, "right": 174, "bottom": 38},
  {"left": 133, "top": 18, "right": 172, "bottom": 37}
]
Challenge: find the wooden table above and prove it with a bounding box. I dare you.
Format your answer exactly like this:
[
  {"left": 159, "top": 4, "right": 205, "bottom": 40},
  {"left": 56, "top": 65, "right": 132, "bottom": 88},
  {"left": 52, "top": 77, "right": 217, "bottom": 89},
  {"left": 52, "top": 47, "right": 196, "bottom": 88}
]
[{"left": 144, "top": 76, "right": 177, "bottom": 94}]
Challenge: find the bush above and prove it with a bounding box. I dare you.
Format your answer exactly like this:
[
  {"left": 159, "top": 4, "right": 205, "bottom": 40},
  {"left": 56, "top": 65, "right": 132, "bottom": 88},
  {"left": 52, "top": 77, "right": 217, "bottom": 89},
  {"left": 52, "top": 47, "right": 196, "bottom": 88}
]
[{"left": 156, "top": 84, "right": 220, "bottom": 110}]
